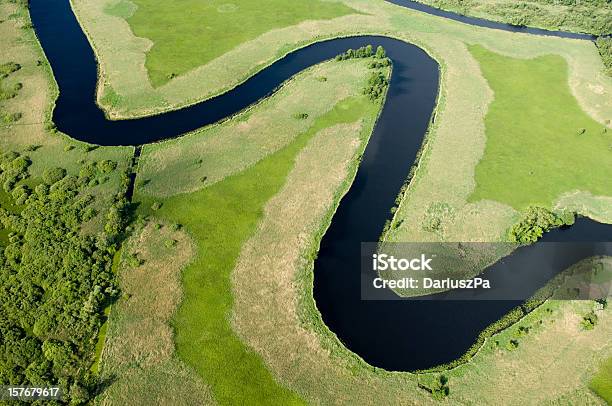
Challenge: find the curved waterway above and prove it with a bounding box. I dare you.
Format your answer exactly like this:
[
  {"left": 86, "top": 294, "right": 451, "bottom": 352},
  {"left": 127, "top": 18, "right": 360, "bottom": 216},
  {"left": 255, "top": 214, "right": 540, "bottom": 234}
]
[{"left": 30, "top": 0, "right": 610, "bottom": 372}]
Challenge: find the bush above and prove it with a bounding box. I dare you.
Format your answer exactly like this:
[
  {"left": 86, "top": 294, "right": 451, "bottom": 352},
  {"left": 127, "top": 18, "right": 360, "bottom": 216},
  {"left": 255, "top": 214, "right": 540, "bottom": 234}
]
[
  {"left": 0, "top": 62, "right": 21, "bottom": 78},
  {"left": 581, "top": 311, "right": 598, "bottom": 330},
  {"left": 508, "top": 206, "right": 574, "bottom": 244},
  {"left": 596, "top": 37, "right": 612, "bottom": 76},
  {"left": 363, "top": 71, "right": 389, "bottom": 101},
  {"left": 335, "top": 45, "right": 377, "bottom": 61},
  {"left": 98, "top": 160, "right": 117, "bottom": 173},
  {"left": 42, "top": 167, "right": 67, "bottom": 185}
]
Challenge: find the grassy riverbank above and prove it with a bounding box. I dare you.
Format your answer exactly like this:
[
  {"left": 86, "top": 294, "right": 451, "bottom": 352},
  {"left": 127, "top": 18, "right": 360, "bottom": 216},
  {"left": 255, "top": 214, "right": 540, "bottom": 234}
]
[{"left": 412, "top": 0, "right": 612, "bottom": 36}]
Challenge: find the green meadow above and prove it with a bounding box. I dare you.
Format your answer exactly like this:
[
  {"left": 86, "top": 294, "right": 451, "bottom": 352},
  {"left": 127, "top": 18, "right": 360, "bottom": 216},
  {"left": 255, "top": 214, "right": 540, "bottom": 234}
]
[
  {"left": 590, "top": 356, "right": 612, "bottom": 403},
  {"left": 136, "top": 96, "right": 377, "bottom": 404},
  {"left": 468, "top": 45, "right": 612, "bottom": 210},
  {"left": 120, "top": 0, "right": 356, "bottom": 86}
]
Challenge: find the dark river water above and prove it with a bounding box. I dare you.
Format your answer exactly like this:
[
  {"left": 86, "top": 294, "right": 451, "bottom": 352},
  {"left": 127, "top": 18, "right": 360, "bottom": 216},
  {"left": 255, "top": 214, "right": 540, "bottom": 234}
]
[{"left": 29, "top": 0, "right": 609, "bottom": 371}]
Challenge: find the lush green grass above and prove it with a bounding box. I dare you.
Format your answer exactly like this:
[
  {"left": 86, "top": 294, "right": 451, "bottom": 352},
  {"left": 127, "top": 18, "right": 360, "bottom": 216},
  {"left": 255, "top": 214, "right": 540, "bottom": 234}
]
[
  {"left": 468, "top": 45, "right": 612, "bottom": 210},
  {"left": 590, "top": 356, "right": 612, "bottom": 403},
  {"left": 136, "top": 96, "right": 374, "bottom": 405},
  {"left": 124, "top": 0, "right": 356, "bottom": 86}
]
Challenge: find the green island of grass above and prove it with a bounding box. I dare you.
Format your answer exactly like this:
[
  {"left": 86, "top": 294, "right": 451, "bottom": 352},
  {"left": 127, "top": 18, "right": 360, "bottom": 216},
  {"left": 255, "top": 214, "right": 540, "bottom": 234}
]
[
  {"left": 117, "top": 0, "right": 357, "bottom": 86},
  {"left": 468, "top": 45, "right": 612, "bottom": 211}
]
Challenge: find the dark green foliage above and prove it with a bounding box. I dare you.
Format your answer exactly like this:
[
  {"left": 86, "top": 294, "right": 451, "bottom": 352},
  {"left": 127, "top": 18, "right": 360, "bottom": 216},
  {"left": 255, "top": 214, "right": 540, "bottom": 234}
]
[
  {"left": 125, "top": 252, "right": 143, "bottom": 268},
  {"left": 375, "top": 45, "right": 386, "bottom": 59},
  {"left": 292, "top": 112, "right": 309, "bottom": 120},
  {"left": 97, "top": 160, "right": 117, "bottom": 174},
  {"left": 335, "top": 44, "right": 375, "bottom": 61},
  {"left": 151, "top": 201, "right": 162, "bottom": 210},
  {"left": 0, "top": 150, "right": 128, "bottom": 404},
  {"left": 0, "top": 111, "right": 21, "bottom": 124},
  {"left": 581, "top": 311, "right": 598, "bottom": 330},
  {"left": 420, "top": 374, "right": 450, "bottom": 400},
  {"left": 596, "top": 37, "right": 612, "bottom": 76},
  {"left": 0, "top": 82, "right": 23, "bottom": 101},
  {"left": 42, "top": 167, "right": 66, "bottom": 185},
  {"left": 508, "top": 206, "right": 575, "bottom": 244},
  {"left": 363, "top": 71, "right": 389, "bottom": 101},
  {"left": 506, "top": 339, "right": 520, "bottom": 350},
  {"left": 0, "top": 62, "right": 20, "bottom": 79},
  {"left": 0, "top": 62, "right": 23, "bottom": 102},
  {"left": 368, "top": 58, "right": 391, "bottom": 69},
  {"left": 0, "top": 151, "right": 30, "bottom": 193}
]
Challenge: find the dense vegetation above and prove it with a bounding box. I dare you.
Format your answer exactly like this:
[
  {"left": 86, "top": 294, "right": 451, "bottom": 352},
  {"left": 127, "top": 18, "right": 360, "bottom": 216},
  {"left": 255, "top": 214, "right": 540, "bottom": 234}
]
[
  {"left": 414, "top": 0, "right": 612, "bottom": 35},
  {"left": 508, "top": 206, "right": 574, "bottom": 243},
  {"left": 0, "top": 150, "right": 128, "bottom": 403},
  {"left": 596, "top": 37, "right": 612, "bottom": 76}
]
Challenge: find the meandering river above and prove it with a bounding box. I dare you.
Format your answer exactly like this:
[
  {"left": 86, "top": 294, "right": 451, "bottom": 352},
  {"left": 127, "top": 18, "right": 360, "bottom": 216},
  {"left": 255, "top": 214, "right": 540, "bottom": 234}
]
[{"left": 29, "top": 0, "right": 609, "bottom": 371}]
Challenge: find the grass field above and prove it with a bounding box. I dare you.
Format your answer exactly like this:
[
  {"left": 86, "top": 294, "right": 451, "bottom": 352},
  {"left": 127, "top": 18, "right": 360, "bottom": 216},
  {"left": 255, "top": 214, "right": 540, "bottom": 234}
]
[
  {"left": 135, "top": 92, "right": 381, "bottom": 404},
  {"left": 121, "top": 0, "right": 356, "bottom": 86},
  {"left": 468, "top": 45, "right": 612, "bottom": 210},
  {"left": 590, "top": 356, "right": 612, "bottom": 403}
]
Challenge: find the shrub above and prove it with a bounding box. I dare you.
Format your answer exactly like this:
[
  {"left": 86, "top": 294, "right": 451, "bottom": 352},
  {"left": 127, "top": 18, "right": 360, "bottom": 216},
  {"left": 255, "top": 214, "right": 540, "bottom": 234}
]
[
  {"left": 363, "top": 71, "right": 389, "bottom": 101},
  {"left": 596, "top": 37, "right": 612, "bottom": 76},
  {"left": 581, "top": 311, "right": 598, "bottom": 330},
  {"left": 98, "top": 160, "right": 117, "bottom": 173},
  {"left": 508, "top": 207, "right": 574, "bottom": 244},
  {"left": 42, "top": 167, "right": 66, "bottom": 185},
  {"left": 335, "top": 45, "right": 377, "bottom": 61}
]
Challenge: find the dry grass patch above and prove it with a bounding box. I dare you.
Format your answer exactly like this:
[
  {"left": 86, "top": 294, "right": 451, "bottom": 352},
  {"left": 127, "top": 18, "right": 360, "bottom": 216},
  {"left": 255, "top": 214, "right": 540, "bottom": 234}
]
[
  {"left": 96, "top": 222, "right": 213, "bottom": 405},
  {"left": 231, "top": 117, "right": 435, "bottom": 404}
]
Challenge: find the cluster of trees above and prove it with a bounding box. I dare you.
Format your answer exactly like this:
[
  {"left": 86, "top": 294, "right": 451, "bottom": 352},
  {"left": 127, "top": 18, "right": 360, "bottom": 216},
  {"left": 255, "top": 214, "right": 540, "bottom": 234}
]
[
  {"left": 417, "top": 0, "right": 611, "bottom": 35},
  {"left": 508, "top": 206, "right": 575, "bottom": 244},
  {"left": 596, "top": 37, "right": 612, "bottom": 77},
  {"left": 0, "top": 150, "right": 127, "bottom": 404},
  {"left": 363, "top": 71, "right": 389, "bottom": 101},
  {"left": 335, "top": 44, "right": 387, "bottom": 61}
]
